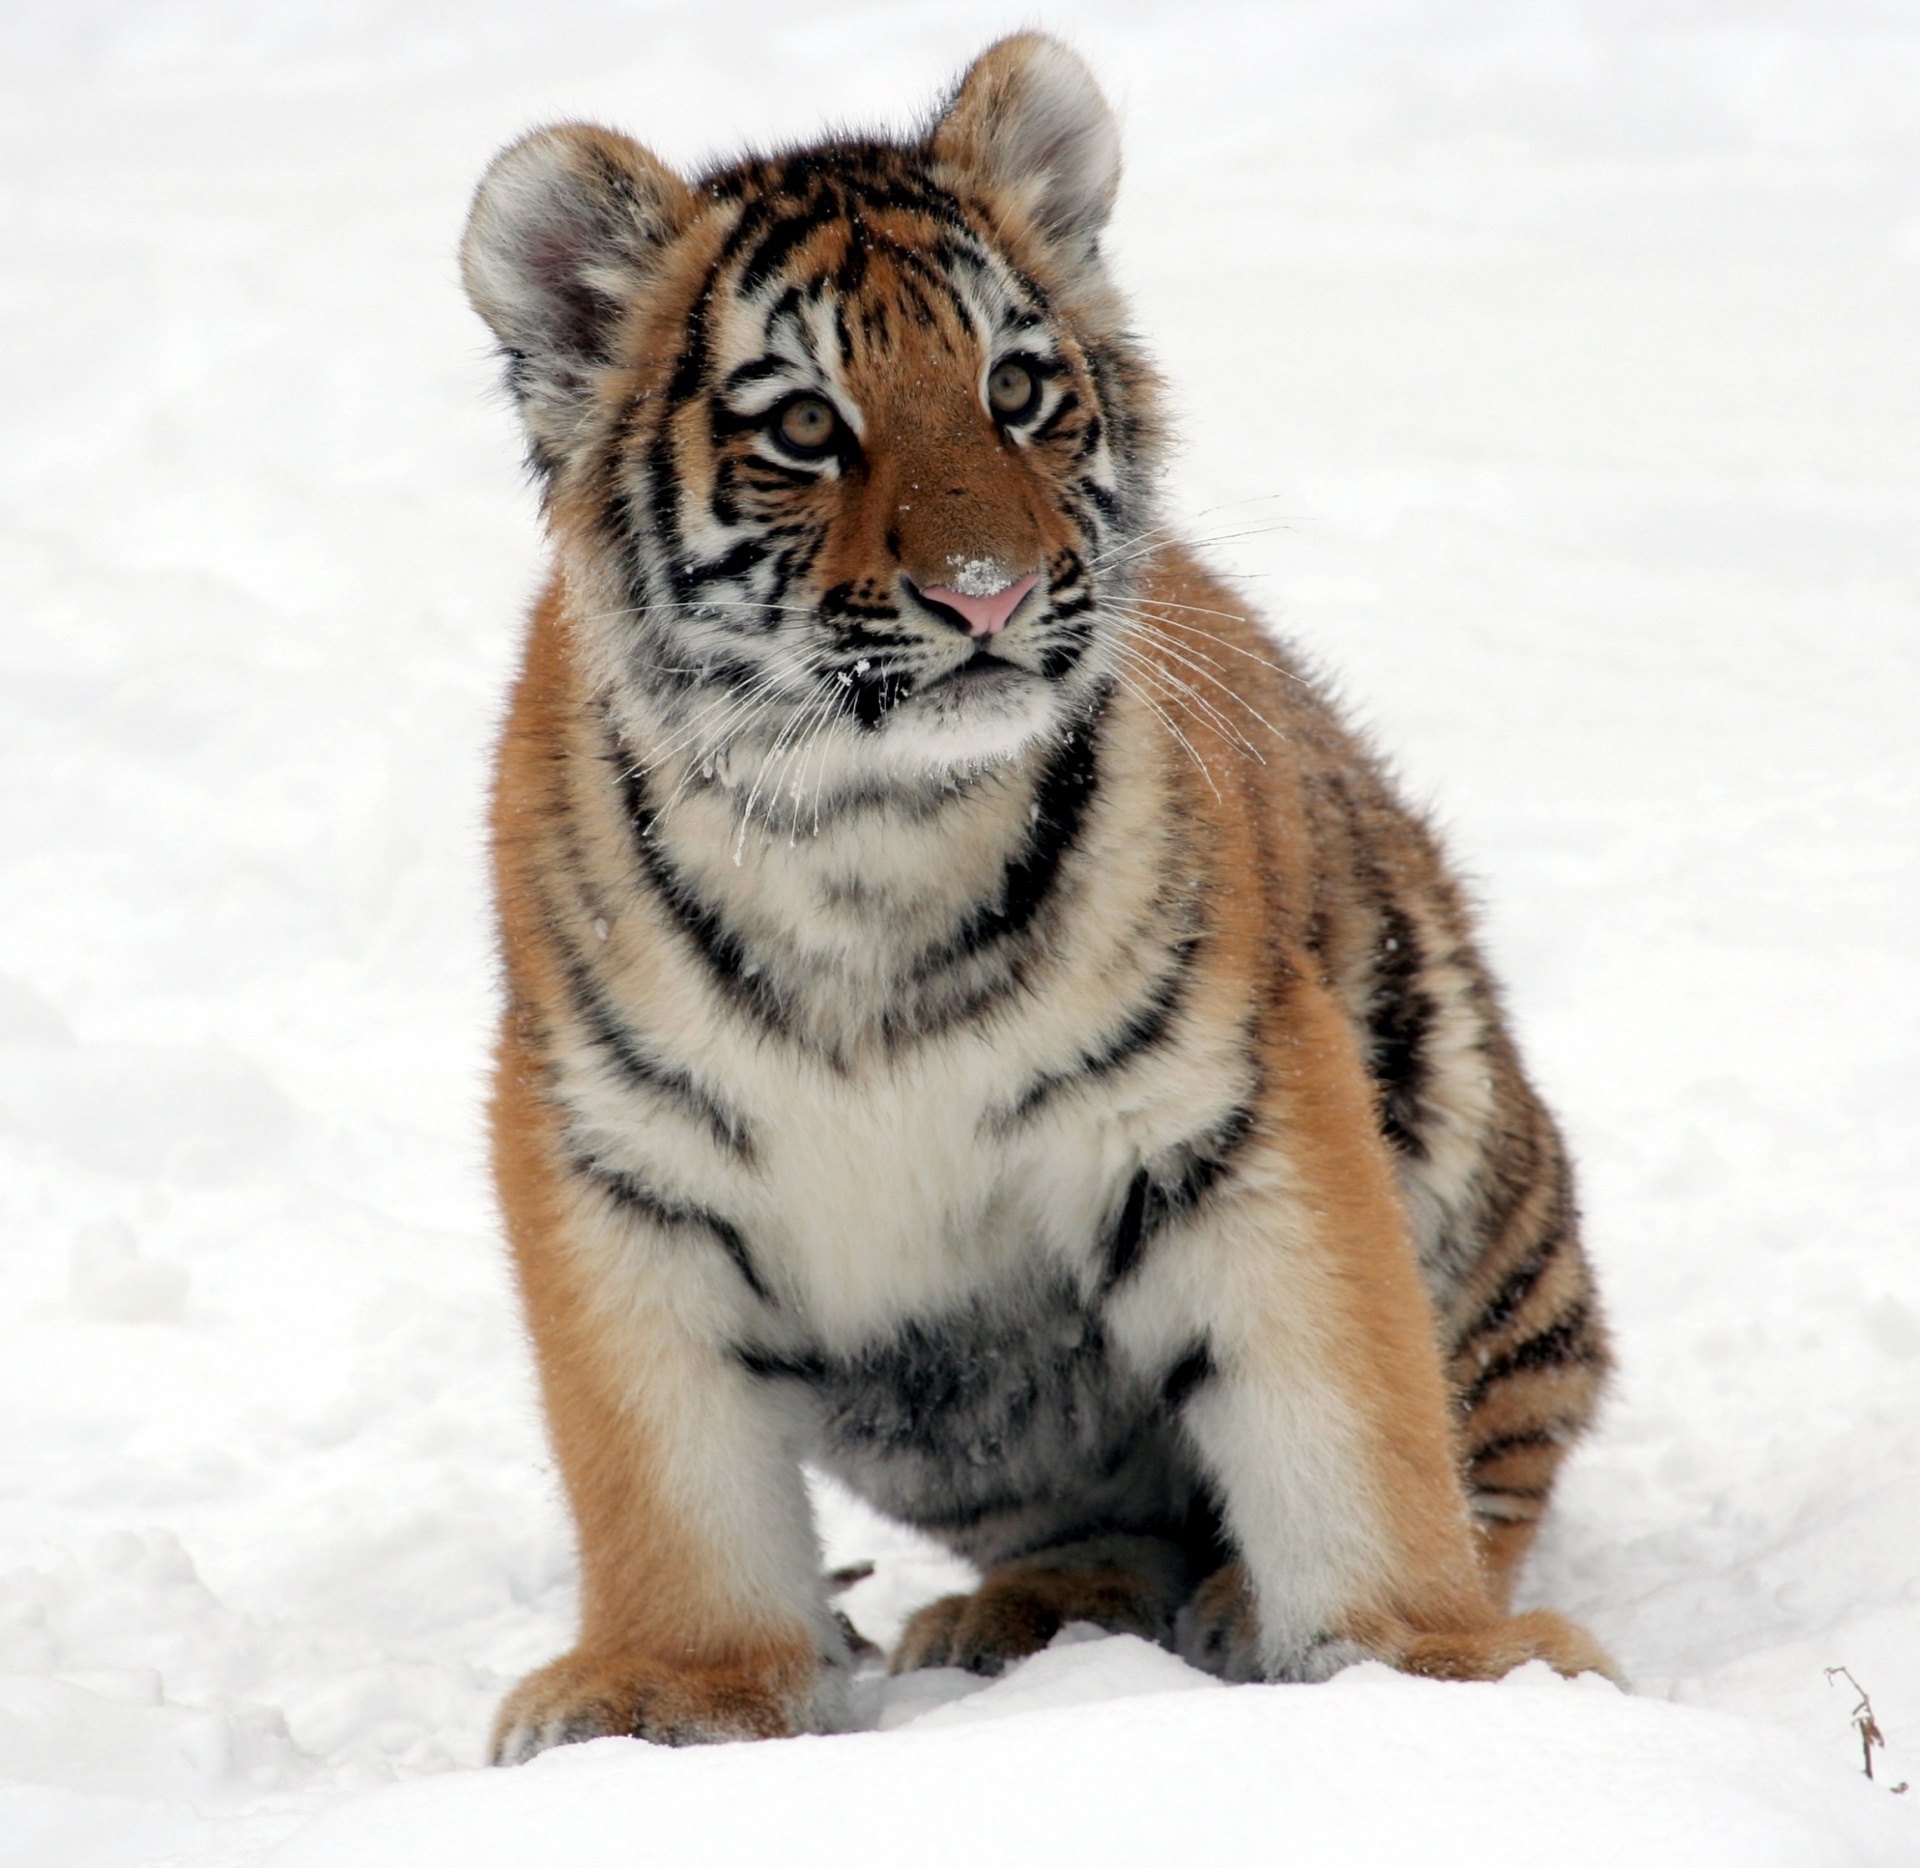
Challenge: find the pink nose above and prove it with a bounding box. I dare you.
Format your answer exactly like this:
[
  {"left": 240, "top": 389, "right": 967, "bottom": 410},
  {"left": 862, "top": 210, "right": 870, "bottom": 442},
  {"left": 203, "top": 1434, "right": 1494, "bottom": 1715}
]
[{"left": 919, "top": 573, "right": 1038, "bottom": 638}]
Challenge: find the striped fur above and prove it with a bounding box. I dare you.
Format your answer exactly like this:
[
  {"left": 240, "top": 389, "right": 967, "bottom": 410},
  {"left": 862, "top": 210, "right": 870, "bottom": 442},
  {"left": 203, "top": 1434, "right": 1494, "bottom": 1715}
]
[{"left": 462, "top": 34, "right": 1612, "bottom": 1763}]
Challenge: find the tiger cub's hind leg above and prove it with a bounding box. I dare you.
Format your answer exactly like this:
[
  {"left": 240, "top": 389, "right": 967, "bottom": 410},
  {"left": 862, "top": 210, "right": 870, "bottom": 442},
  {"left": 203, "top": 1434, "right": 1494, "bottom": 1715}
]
[
  {"left": 891, "top": 1534, "right": 1199, "bottom": 1677},
  {"left": 1442, "top": 1120, "right": 1611, "bottom": 1609}
]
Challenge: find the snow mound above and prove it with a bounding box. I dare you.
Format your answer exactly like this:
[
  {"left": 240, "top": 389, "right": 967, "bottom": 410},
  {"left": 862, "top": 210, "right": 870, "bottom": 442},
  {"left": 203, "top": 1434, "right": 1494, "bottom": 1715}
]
[{"left": 264, "top": 1645, "right": 1909, "bottom": 1868}]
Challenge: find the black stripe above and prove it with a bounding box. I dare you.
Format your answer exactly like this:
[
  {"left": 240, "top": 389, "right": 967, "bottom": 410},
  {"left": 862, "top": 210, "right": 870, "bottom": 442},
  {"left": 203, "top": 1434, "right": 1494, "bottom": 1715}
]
[
  {"left": 919, "top": 697, "right": 1107, "bottom": 970},
  {"left": 720, "top": 355, "right": 793, "bottom": 395},
  {"left": 1098, "top": 1106, "right": 1256, "bottom": 1295},
  {"left": 1466, "top": 1122, "right": 1546, "bottom": 1254},
  {"left": 889, "top": 241, "right": 975, "bottom": 331},
  {"left": 847, "top": 664, "right": 916, "bottom": 730},
  {"left": 578, "top": 1158, "right": 771, "bottom": 1304},
  {"left": 734, "top": 1344, "right": 828, "bottom": 1383},
  {"left": 739, "top": 203, "right": 837, "bottom": 295},
  {"left": 1160, "top": 1341, "right": 1215, "bottom": 1413},
  {"left": 1032, "top": 389, "right": 1083, "bottom": 443},
  {"left": 664, "top": 273, "right": 716, "bottom": 405},
  {"left": 1161, "top": 1107, "right": 1256, "bottom": 1212},
  {"left": 1037, "top": 616, "right": 1092, "bottom": 681},
  {"left": 1102, "top": 1170, "right": 1152, "bottom": 1288},
  {"left": 608, "top": 725, "right": 795, "bottom": 1041},
  {"left": 522, "top": 760, "right": 759, "bottom": 1162},
  {"left": 579, "top": 441, "right": 636, "bottom": 562},
  {"left": 674, "top": 535, "right": 771, "bottom": 601},
  {"left": 832, "top": 289, "right": 859, "bottom": 352},
  {"left": 1460, "top": 1303, "right": 1598, "bottom": 1411},
  {"left": 1452, "top": 1232, "right": 1561, "bottom": 1356},
  {"left": 641, "top": 424, "right": 687, "bottom": 594},
  {"left": 1038, "top": 642, "right": 1088, "bottom": 683},
  {"left": 552, "top": 936, "right": 755, "bottom": 1164},
  {"left": 996, "top": 938, "right": 1196, "bottom": 1127},
  {"left": 1468, "top": 1427, "right": 1563, "bottom": 1467},
  {"left": 1367, "top": 902, "right": 1433, "bottom": 1158}
]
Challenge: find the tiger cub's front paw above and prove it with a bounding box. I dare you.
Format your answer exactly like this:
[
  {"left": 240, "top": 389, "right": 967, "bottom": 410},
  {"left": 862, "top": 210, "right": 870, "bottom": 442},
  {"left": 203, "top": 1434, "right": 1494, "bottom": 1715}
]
[
  {"left": 490, "top": 1638, "right": 838, "bottom": 1763},
  {"left": 1174, "top": 1563, "right": 1366, "bottom": 1683},
  {"left": 1175, "top": 1566, "right": 1618, "bottom": 1687},
  {"left": 1174, "top": 1562, "right": 1264, "bottom": 1681}
]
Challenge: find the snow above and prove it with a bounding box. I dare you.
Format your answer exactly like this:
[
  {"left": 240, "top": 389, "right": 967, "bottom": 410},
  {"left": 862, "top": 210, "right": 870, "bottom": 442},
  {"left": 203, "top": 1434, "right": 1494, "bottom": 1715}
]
[
  {"left": 256, "top": 1656, "right": 1908, "bottom": 1868},
  {"left": 1, "top": 2, "right": 1916, "bottom": 1862}
]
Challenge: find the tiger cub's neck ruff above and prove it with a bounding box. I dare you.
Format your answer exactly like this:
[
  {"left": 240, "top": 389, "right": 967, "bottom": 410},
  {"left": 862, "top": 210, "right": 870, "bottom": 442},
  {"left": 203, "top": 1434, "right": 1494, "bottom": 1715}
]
[{"left": 463, "top": 33, "right": 1613, "bottom": 1765}]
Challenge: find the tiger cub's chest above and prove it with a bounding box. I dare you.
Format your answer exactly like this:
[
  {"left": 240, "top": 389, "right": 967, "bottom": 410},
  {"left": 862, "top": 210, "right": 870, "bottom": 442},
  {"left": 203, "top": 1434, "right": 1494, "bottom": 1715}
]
[
  {"left": 571, "top": 763, "right": 1220, "bottom": 1347},
  {"left": 722, "top": 1038, "right": 1132, "bottom": 1348}
]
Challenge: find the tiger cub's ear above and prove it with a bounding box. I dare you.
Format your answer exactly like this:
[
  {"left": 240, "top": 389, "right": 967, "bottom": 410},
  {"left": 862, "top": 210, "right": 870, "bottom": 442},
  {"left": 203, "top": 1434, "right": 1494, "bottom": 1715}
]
[
  {"left": 932, "top": 34, "right": 1121, "bottom": 271},
  {"left": 460, "top": 124, "right": 693, "bottom": 470}
]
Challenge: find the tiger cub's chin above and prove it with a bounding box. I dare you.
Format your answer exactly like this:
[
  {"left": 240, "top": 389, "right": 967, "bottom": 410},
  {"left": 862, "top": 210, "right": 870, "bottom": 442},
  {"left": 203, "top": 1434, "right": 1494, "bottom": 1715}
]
[
  {"left": 461, "top": 30, "right": 1614, "bottom": 1762},
  {"left": 880, "top": 672, "right": 1068, "bottom": 774}
]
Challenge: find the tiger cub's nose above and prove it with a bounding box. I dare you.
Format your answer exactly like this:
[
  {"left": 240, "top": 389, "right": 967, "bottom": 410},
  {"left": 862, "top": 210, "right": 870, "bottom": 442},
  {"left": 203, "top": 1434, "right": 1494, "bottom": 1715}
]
[{"left": 918, "top": 572, "right": 1039, "bottom": 638}]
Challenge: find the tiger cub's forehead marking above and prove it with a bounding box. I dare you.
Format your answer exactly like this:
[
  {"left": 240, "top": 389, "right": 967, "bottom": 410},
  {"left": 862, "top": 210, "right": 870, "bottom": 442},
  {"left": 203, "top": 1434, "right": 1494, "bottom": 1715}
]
[{"left": 699, "top": 152, "right": 1061, "bottom": 415}]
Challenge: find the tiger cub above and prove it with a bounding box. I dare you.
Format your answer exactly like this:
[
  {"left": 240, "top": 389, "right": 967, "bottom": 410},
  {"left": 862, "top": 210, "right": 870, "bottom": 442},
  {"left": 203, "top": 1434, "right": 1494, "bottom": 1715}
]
[{"left": 460, "top": 33, "right": 1612, "bottom": 1761}]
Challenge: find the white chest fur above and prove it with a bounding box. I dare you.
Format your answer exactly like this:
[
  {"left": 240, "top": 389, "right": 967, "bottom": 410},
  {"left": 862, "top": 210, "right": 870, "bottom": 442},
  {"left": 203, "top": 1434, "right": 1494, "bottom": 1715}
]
[{"left": 740, "top": 1039, "right": 1128, "bottom": 1345}]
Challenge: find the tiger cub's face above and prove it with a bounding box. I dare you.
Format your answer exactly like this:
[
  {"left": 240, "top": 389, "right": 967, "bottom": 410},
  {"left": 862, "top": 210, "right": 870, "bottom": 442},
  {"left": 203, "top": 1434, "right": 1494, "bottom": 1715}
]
[
  {"left": 463, "top": 39, "right": 1161, "bottom": 793},
  {"left": 654, "top": 164, "right": 1127, "bottom": 772}
]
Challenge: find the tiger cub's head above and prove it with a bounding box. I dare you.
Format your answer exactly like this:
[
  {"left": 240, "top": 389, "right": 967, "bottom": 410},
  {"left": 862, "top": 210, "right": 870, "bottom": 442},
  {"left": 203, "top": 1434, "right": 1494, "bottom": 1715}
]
[{"left": 462, "top": 35, "right": 1162, "bottom": 794}]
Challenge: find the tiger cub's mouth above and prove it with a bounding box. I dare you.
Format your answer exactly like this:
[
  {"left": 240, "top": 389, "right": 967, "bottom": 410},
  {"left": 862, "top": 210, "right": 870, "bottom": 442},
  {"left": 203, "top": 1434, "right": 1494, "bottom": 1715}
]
[
  {"left": 884, "top": 569, "right": 1061, "bottom": 727},
  {"left": 886, "top": 634, "right": 1060, "bottom": 758},
  {"left": 922, "top": 651, "right": 1029, "bottom": 699}
]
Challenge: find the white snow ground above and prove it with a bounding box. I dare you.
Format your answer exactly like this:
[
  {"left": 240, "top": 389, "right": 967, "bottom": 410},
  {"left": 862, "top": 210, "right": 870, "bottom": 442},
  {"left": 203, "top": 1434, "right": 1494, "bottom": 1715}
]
[{"left": 1, "top": 3, "right": 1917, "bottom": 1862}]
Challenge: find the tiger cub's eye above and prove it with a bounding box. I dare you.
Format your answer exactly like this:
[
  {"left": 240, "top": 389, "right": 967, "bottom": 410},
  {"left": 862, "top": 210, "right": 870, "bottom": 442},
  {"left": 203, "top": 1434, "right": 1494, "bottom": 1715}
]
[
  {"left": 987, "top": 360, "right": 1039, "bottom": 421},
  {"left": 775, "top": 395, "right": 837, "bottom": 455}
]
